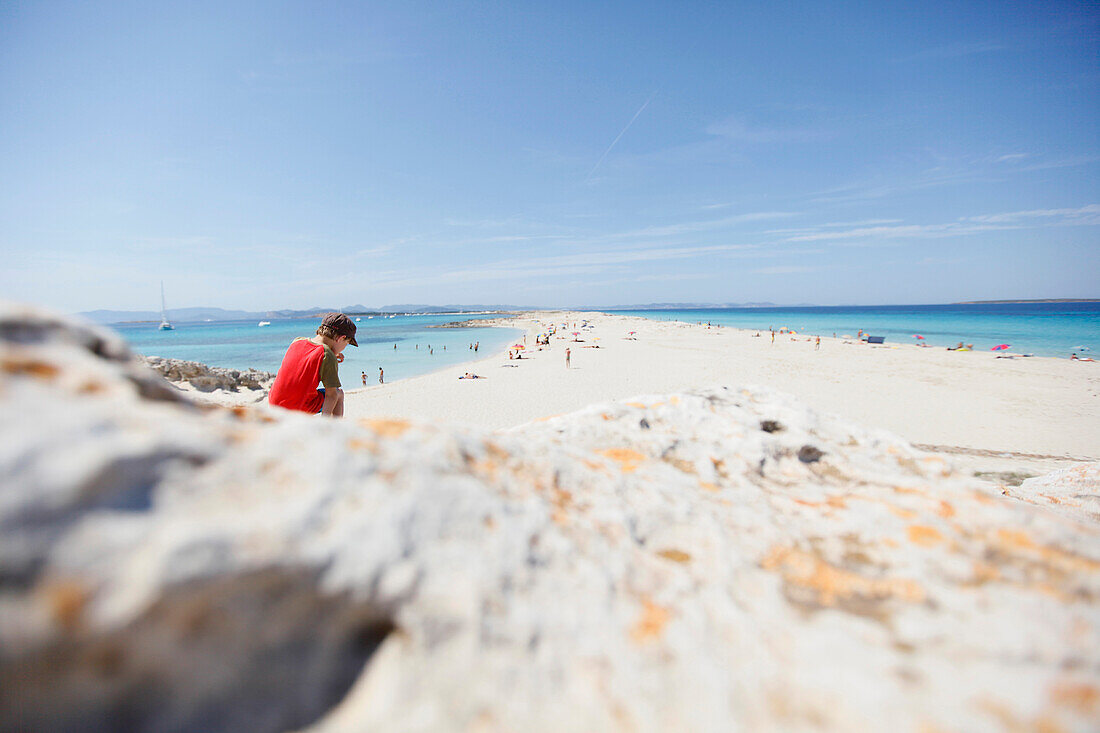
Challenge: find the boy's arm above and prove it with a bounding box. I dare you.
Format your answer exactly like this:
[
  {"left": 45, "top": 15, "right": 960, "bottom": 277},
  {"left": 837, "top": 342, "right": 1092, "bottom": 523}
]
[
  {"left": 320, "top": 388, "right": 340, "bottom": 416},
  {"left": 319, "top": 347, "right": 341, "bottom": 416}
]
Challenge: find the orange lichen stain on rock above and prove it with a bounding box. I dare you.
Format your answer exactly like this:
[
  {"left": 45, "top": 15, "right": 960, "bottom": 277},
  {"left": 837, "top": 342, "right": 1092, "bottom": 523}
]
[
  {"left": 552, "top": 487, "right": 573, "bottom": 512},
  {"left": 625, "top": 401, "right": 650, "bottom": 409},
  {"left": 970, "top": 561, "right": 1001, "bottom": 585},
  {"left": 657, "top": 549, "right": 692, "bottom": 563},
  {"left": 699, "top": 481, "right": 720, "bottom": 492},
  {"left": 598, "top": 448, "right": 646, "bottom": 473},
  {"left": 601, "top": 413, "right": 613, "bottom": 421},
  {"left": 468, "top": 441, "right": 513, "bottom": 479},
  {"left": 976, "top": 698, "right": 1068, "bottom": 733},
  {"left": 761, "top": 546, "right": 926, "bottom": 609},
  {"left": 1040, "top": 493, "right": 1064, "bottom": 505},
  {"left": 362, "top": 418, "right": 412, "bottom": 438},
  {"left": 908, "top": 525, "right": 944, "bottom": 547},
  {"left": 2, "top": 357, "right": 60, "bottom": 380},
  {"left": 76, "top": 380, "right": 106, "bottom": 394},
  {"left": 483, "top": 441, "right": 511, "bottom": 462},
  {"left": 1050, "top": 682, "right": 1100, "bottom": 715},
  {"left": 935, "top": 500, "right": 956, "bottom": 518},
  {"left": 970, "top": 490, "right": 998, "bottom": 506},
  {"left": 40, "top": 579, "right": 90, "bottom": 632},
  {"left": 793, "top": 495, "right": 848, "bottom": 511},
  {"left": 630, "top": 599, "right": 671, "bottom": 643},
  {"left": 346, "top": 437, "right": 376, "bottom": 453},
  {"left": 888, "top": 505, "right": 918, "bottom": 520},
  {"left": 224, "top": 429, "right": 257, "bottom": 446},
  {"left": 995, "top": 529, "right": 1100, "bottom": 574},
  {"left": 581, "top": 459, "right": 610, "bottom": 475}
]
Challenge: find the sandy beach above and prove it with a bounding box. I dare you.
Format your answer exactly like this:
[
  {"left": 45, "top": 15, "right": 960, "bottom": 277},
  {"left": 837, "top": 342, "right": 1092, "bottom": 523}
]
[{"left": 342, "top": 311, "right": 1099, "bottom": 478}]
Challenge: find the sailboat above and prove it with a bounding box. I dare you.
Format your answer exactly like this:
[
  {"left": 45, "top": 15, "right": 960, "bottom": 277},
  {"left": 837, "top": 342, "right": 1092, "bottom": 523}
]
[{"left": 158, "top": 281, "right": 174, "bottom": 331}]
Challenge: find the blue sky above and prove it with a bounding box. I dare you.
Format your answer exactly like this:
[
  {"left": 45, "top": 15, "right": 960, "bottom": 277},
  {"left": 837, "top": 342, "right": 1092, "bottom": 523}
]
[{"left": 1, "top": 1, "right": 1097, "bottom": 311}]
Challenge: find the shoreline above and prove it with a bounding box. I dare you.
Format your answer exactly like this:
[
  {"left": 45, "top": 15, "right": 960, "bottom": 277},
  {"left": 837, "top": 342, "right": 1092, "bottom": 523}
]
[{"left": 340, "top": 310, "right": 1098, "bottom": 481}]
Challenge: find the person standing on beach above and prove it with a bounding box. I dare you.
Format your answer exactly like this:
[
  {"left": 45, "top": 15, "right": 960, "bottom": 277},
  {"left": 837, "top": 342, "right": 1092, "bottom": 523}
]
[
  {"left": 361, "top": 371, "right": 367, "bottom": 386},
  {"left": 378, "top": 366, "right": 384, "bottom": 384},
  {"left": 565, "top": 348, "right": 571, "bottom": 369},
  {"left": 268, "top": 312, "right": 357, "bottom": 418},
  {"left": 815, "top": 336, "right": 820, "bottom": 350}
]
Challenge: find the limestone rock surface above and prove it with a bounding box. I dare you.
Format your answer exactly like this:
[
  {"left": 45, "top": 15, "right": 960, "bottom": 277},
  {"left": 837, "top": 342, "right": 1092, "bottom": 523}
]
[
  {"left": 1010, "top": 462, "right": 1100, "bottom": 523},
  {"left": 2, "top": 303, "right": 1099, "bottom": 733}
]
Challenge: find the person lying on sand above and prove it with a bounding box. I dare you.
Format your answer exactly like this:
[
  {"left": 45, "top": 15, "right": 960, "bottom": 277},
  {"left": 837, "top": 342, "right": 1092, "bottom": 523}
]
[{"left": 459, "top": 372, "right": 483, "bottom": 379}]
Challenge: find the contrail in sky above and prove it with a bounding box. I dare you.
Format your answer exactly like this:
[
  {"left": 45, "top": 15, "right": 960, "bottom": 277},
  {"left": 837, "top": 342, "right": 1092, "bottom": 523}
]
[{"left": 585, "top": 92, "right": 657, "bottom": 182}]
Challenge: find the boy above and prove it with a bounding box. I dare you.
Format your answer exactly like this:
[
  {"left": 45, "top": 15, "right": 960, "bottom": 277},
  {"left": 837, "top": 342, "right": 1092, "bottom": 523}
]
[{"left": 268, "top": 313, "right": 358, "bottom": 417}]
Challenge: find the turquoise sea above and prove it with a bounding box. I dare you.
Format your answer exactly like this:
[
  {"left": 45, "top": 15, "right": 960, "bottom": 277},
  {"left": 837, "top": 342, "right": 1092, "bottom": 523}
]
[
  {"left": 603, "top": 302, "right": 1100, "bottom": 358},
  {"left": 112, "top": 302, "right": 1100, "bottom": 382},
  {"left": 113, "top": 314, "right": 521, "bottom": 385}
]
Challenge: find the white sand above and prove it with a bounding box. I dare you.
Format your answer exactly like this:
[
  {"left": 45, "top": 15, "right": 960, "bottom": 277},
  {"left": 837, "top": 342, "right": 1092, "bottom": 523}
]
[{"left": 343, "top": 311, "right": 1099, "bottom": 478}]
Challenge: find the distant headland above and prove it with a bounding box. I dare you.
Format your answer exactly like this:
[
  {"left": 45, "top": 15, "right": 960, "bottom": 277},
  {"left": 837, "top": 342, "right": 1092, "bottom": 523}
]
[{"left": 952, "top": 298, "right": 1100, "bottom": 305}]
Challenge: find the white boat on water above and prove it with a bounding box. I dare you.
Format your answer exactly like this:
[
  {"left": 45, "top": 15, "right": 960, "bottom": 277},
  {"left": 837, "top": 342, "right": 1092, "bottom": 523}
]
[
  {"left": 158, "top": 282, "right": 174, "bottom": 331},
  {"left": 258, "top": 321, "right": 271, "bottom": 327}
]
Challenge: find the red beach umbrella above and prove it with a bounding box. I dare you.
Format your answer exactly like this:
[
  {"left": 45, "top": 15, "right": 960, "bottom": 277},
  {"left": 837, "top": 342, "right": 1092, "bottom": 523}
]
[
  {"left": 912, "top": 334, "right": 924, "bottom": 339},
  {"left": 991, "top": 344, "right": 1011, "bottom": 351}
]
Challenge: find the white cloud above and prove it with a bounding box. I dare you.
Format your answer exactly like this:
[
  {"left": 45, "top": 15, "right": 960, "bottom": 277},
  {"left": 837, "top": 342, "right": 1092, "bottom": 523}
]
[
  {"left": 785, "top": 204, "right": 1099, "bottom": 243},
  {"left": 608, "top": 211, "right": 799, "bottom": 239},
  {"left": 965, "top": 204, "right": 1100, "bottom": 224},
  {"left": 364, "top": 242, "right": 761, "bottom": 291}
]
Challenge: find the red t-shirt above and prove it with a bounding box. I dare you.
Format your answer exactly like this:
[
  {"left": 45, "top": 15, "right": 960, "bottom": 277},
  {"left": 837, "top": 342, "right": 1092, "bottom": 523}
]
[{"left": 268, "top": 339, "right": 337, "bottom": 413}]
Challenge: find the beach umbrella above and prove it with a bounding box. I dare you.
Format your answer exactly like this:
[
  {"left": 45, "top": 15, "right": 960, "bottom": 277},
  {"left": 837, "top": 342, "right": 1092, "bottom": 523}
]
[
  {"left": 991, "top": 344, "right": 1011, "bottom": 351},
  {"left": 512, "top": 343, "right": 525, "bottom": 349},
  {"left": 1073, "top": 345, "right": 1091, "bottom": 351},
  {"left": 628, "top": 331, "right": 636, "bottom": 335},
  {"left": 912, "top": 334, "right": 924, "bottom": 339}
]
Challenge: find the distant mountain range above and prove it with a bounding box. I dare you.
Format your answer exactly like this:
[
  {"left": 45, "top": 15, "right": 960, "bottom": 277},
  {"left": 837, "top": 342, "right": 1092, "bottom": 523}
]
[
  {"left": 78, "top": 301, "right": 808, "bottom": 324},
  {"left": 77, "top": 305, "right": 526, "bottom": 325},
  {"left": 78, "top": 302, "right": 813, "bottom": 324},
  {"left": 579, "top": 302, "right": 785, "bottom": 310}
]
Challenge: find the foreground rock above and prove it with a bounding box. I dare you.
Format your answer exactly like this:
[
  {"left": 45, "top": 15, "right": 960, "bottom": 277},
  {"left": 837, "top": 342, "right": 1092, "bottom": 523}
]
[
  {"left": 2, "top": 302, "right": 1098, "bottom": 733},
  {"left": 1009, "top": 462, "right": 1100, "bottom": 523}
]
